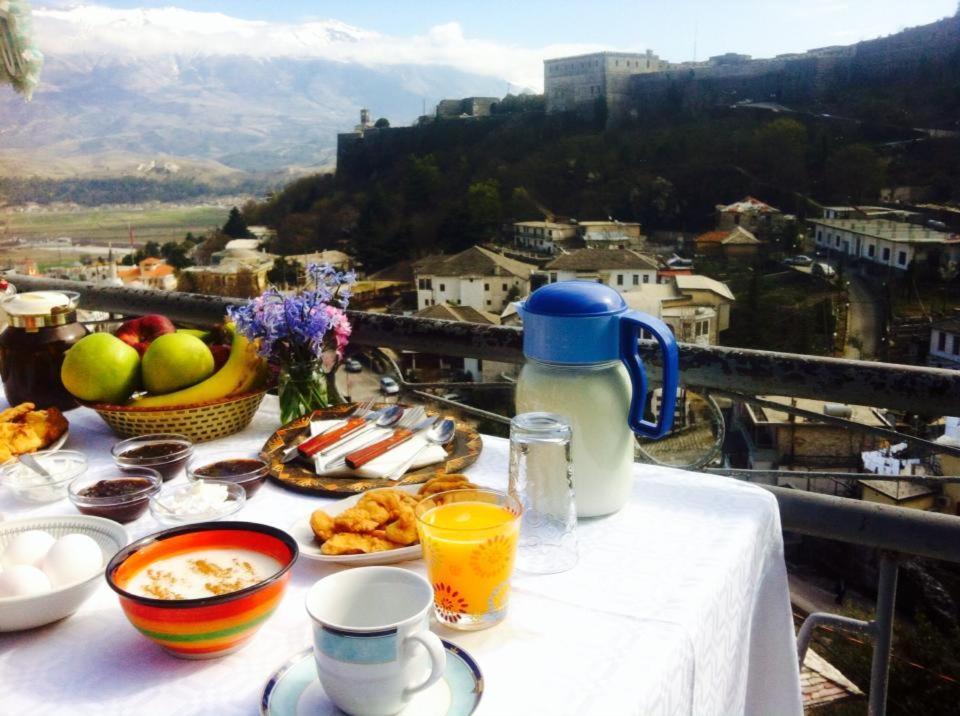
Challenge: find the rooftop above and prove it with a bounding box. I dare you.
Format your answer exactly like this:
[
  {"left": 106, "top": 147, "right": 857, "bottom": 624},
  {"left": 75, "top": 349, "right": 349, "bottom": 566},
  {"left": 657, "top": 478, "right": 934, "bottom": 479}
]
[
  {"left": 931, "top": 317, "right": 960, "bottom": 334},
  {"left": 544, "top": 248, "right": 658, "bottom": 271},
  {"left": 859, "top": 479, "right": 936, "bottom": 502},
  {"left": 717, "top": 196, "right": 781, "bottom": 214},
  {"left": 514, "top": 221, "right": 575, "bottom": 229},
  {"left": 696, "top": 226, "right": 762, "bottom": 246},
  {"left": 809, "top": 219, "right": 957, "bottom": 244},
  {"left": 746, "top": 396, "right": 889, "bottom": 427},
  {"left": 414, "top": 246, "right": 537, "bottom": 279},
  {"left": 674, "top": 274, "right": 737, "bottom": 301}
]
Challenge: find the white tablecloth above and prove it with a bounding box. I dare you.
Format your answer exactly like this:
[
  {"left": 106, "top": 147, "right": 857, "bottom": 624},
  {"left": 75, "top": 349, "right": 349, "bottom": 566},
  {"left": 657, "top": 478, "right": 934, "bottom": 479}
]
[{"left": 0, "top": 397, "right": 802, "bottom": 715}]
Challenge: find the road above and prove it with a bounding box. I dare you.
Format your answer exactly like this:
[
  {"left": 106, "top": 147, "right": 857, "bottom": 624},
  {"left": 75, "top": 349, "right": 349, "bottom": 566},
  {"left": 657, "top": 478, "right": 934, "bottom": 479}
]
[{"left": 844, "top": 272, "right": 881, "bottom": 360}]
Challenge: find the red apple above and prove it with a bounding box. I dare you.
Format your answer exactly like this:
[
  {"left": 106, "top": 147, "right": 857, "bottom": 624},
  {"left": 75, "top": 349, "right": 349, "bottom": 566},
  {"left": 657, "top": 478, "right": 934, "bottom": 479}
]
[
  {"left": 115, "top": 315, "right": 176, "bottom": 357},
  {"left": 209, "top": 344, "right": 231, "bottom": 372}
]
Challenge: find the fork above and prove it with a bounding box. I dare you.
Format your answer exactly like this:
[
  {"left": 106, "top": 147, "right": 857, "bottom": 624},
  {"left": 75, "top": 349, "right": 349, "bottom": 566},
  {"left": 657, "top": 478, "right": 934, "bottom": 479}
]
[
  {"left": 281, "top": 397, "right": 376, "bottom": 463},
  {"left": 322, "top": 405, "right": 427, "bottom": 471}
]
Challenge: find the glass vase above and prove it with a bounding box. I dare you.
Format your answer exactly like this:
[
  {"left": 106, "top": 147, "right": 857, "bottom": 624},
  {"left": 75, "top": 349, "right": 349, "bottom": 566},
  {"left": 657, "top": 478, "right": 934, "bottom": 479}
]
[{"left": 278, "top": 360, "right": 329, "bottom": 424}]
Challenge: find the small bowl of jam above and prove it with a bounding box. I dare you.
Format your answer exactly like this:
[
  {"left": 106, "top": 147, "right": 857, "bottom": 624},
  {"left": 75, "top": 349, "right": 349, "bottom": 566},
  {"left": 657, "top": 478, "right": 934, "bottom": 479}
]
[
  {"left": 112, "top": 434, "right": 194, "bottom": 482},
  {"left": 186, "top": 453, "right": 270, "bottom": 498},
  {"left": 69, "top": 467, "right": 162, "bottom": 523}
]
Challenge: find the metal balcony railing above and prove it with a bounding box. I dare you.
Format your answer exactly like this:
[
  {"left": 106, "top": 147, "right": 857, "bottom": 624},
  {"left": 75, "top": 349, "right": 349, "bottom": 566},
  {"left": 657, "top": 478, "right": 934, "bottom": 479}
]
[{"left": 10, "top": 274, "right": 960, "bottom": 715}]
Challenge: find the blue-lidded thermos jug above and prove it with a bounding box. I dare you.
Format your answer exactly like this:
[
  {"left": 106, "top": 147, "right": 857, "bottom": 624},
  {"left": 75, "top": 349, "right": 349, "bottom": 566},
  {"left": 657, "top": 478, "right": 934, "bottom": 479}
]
[{"left": 516, "top": 281, "right": 679, "bottom": 516}]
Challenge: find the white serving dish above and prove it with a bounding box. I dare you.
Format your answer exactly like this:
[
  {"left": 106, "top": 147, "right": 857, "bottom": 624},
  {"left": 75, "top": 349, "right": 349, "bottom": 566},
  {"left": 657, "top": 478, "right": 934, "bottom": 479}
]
[
  {"left": 0, "top": 514, "right": 128, "bottom": 631},
  {"left": 289, "top": 485, "right": 423, "bottom": 566}
]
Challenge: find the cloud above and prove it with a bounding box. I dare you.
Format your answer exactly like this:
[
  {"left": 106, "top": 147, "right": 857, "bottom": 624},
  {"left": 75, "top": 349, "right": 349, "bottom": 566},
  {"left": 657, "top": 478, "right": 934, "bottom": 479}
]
[{"left": 32, "top": 5, "right": 625, "bottom": 91}]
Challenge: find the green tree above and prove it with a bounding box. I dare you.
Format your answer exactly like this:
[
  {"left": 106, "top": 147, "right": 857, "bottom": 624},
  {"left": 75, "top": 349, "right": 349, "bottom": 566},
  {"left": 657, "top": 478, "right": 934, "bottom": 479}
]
[
  {"left": 825, "top": 144, "right": 885, "bottom": 203},
  {"left": 466, "top": 179, "right": 502, "bottom": 235},
  {"left": 160, "top": 241, "right": 194, "bottom": 270},
  {"left": 222, "top": 206, "right": 251, "bottom": 238},
  {"left": 752, "top": 118, "right": 808, "bottom": 190},
  {"left": 267, "top": 257, "right": 300, "bottom": 287},
  {"left": 374, "top": 117, "right": 390, "bottom": 128},
  {"left": 402, "top": 155, "right": 441, "bottom": 210}
]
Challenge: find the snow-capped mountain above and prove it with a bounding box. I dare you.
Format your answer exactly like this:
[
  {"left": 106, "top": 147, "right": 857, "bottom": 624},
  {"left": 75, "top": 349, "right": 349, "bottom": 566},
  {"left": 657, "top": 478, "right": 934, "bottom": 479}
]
[{"left": 0, "top": 5, "right": 556, "bottom": 178}]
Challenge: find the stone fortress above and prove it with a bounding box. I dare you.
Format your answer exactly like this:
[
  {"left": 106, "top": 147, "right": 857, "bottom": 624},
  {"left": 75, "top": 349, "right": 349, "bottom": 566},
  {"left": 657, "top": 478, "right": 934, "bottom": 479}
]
[{"left": 544, "top": 11, "right": 960, "bottom": 121}]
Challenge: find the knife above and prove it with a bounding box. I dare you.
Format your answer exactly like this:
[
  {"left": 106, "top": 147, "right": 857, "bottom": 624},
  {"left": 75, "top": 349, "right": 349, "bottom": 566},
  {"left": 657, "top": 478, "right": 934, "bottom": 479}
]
[{"left": 344, "top": 417, "right": 437, "bottom": 470}]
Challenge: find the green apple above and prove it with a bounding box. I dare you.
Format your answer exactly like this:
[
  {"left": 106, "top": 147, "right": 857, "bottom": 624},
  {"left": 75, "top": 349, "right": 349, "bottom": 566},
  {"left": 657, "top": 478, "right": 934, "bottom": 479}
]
[
  {"left": 142, "top": 333, "right": 215, "bottom": 394},
  {"left": 61, "top": 333, "right": 141, "bottom": 404}
]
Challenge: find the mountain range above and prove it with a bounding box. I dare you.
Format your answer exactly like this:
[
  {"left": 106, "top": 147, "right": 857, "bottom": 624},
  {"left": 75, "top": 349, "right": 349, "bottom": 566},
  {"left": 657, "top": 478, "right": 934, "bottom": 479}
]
[{"left": 0, "top": 6, "right": 537, "bottom": 181}]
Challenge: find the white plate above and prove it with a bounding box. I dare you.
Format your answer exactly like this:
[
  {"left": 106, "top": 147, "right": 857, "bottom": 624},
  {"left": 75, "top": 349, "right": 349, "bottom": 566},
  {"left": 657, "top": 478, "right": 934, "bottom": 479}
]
[{"left": 290, "top": 485, "right": 423, "bottom": 566}]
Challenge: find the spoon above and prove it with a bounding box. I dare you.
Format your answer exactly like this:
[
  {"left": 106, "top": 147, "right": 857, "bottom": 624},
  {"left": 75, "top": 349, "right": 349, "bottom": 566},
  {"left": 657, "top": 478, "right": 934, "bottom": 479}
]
[
  {"left": 314, "top": 406, "right": 407, "bottom": 470},
  {"left": 385, "top": 418, "right": 456, "bottom": 480},
  {"left": 19, "top": 453, "right": 52, "bottom": 478}
]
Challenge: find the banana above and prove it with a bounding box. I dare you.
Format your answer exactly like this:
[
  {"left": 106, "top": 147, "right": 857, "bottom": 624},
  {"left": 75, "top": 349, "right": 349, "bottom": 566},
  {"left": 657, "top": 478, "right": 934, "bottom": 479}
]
[{"left": 129, "top": 323, "right": 267, "bottom": 408}]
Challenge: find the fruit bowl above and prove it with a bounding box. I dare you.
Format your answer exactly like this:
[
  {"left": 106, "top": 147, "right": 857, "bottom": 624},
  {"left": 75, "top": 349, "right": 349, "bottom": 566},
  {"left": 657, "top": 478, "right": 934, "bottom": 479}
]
[{"left": 85, "top": 389, "right": 268, "bottom": 443}]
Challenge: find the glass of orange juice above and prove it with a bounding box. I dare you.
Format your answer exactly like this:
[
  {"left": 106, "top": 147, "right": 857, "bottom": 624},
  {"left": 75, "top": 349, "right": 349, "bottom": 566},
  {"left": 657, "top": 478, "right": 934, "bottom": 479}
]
[{"left": 415, "top": 488, "right": 522, "bottom": 630}]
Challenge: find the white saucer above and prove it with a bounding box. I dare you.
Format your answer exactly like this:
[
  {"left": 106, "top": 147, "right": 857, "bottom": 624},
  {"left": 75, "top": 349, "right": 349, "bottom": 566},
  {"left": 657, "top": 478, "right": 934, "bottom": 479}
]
[{"left": 261, "top": 641, "right": 482, "bottom": 716}]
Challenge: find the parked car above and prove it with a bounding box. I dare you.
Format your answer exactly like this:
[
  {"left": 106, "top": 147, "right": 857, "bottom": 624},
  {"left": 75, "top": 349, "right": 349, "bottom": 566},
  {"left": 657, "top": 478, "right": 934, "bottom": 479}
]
[
  {"left": 812, "top": 262, "right": 837, "bottom": 278},
  {"left": 344, "top": 358, "right": 363, "bottom": 373},
  {"left": 784, "top": 255, "right": 813, "bottom": 266},
  {"left": 379, "top": 376, "right": 400, "bottom": 395}
]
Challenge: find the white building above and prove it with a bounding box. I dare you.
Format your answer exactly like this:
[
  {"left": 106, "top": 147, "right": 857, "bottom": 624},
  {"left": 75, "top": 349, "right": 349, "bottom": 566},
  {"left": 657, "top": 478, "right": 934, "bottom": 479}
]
[
  {"left": 414, "top": 246, "right": 537, "bottom": 312},
  {"left": 929, "top": 318, "right": 960, "bottom": 368},
  {"left": 577, "top": 221, "right": 644, "bottom": 249},
  {"left": 623, "top": 275, "right": 735, "bottom": 346},
  {"left": 514, "top": 221, "right": 577, "bottom": 253},
  {"left": 541, "top": 248, "right": 658, "bottom": 289},
  {"left": 809, "top": 219, "right": 960, "bottom": 270}
]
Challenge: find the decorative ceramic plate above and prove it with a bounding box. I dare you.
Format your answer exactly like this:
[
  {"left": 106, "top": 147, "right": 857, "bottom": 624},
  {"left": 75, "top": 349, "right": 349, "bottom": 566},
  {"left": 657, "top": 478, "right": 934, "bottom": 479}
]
[
  {"left": 260, "top": 641, "right": 483, "bottom": 716},
  {"left": 289, "top": 485, "right": 423, "bottom": 566},
  {"left": 261, "top": 404, "right": 482, "bottom": 496}
]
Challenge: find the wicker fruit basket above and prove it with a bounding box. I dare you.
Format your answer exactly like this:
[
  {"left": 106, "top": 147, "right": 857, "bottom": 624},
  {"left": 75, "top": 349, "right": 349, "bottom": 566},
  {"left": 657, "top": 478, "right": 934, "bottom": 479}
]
[{"left": 84, "top": 390, "right": 268, "bottom": 443}]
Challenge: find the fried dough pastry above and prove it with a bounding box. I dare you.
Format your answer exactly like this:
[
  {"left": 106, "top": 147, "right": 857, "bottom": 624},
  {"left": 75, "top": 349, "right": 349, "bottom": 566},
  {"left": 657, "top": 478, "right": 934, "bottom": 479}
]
[
  {"left": 309, "top": 509, "right": 335, "bottom": 542},
  {"left": 333, "top": 505, "right": 383, "bottom": 534},
  {"left": 0, "top": 402, "right": 68, "bottom": 463},
  {"left": 309, "top": 475, "right": 482, "bottom": 554},
  {"left": 417, "top": 473, "right": 477, "bottom": 498},
  {"left": 320, "top": 533, "right": 397, "bottom": 555}
]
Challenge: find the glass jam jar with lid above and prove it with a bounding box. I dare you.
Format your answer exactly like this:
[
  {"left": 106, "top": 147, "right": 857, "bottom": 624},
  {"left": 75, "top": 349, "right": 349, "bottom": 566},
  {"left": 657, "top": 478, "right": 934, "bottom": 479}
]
[{"left": 0, "top": 291, "right": 87, "bottom": 410}]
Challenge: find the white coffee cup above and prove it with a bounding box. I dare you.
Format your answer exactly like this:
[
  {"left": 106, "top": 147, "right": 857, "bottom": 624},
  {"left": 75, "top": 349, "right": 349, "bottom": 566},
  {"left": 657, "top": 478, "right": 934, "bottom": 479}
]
[{"left": 305, "top": 566, "right": 447, "bottom": 716}]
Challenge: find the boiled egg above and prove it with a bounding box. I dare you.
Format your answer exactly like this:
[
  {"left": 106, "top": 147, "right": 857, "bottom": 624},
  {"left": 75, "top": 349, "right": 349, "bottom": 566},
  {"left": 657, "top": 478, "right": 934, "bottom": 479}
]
[
  {"left": 1, "top": 530, "right": 55, "bottom": 568},
  {"left": 41, "top": 533, "right": 102, "bottom": 587},
  {"left": 0, "top": 564, "right": 52, "bottom": 598}
]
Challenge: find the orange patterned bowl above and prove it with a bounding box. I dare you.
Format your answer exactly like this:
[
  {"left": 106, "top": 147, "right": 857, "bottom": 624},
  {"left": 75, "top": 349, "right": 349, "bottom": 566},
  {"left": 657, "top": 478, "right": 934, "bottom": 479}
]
[{"left": 105, "top": 521, "right": 298, "bottom": 659}]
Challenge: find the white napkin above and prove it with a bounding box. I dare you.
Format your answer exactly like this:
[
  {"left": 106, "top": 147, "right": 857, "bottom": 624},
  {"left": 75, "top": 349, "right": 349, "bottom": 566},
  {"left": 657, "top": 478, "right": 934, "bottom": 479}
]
[{"left": 308, "top": 419, "right": 446, "bottom": 480}]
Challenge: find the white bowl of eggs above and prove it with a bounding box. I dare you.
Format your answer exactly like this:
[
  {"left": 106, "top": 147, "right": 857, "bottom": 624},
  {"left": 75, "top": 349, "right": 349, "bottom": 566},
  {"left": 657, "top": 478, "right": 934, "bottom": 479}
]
[{"left": 0, "top": 515, "right": 128, "bottom": 631}]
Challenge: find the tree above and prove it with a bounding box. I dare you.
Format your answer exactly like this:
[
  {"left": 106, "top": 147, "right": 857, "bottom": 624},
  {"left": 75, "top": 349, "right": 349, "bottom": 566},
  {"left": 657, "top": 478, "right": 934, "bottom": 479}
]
[
  {"left": 160, "top": 241, "right": 194, "bottom": 270},
  {"left": 752, "top": 118, "right": 807, "bottom": 190},
  {"left": 824, "top": 144, "right": 885, "bottom": 203},
  {"left": 374, "top": 117, "right": 390, "bottom": 128},
  {"left": 267, "top": 257, "right": 300, "bottom": 288},
  {"left": 466, "top": 179, "right": 502, "bottom": 239},
  {"left": 222, "top": 206, "right": 251, "bottom": 239},
  {"left": 402, "top": 154, "right": 441, "bottom": 210}
]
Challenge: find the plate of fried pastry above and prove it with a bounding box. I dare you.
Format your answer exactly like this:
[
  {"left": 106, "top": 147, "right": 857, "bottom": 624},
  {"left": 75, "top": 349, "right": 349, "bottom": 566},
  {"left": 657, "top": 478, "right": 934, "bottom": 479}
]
[
  {"left": 0, "top": 402, "right": 69, "bottom": 463},
  {"left": 290, "top": 473, "right": 479, "bottom": 565}
]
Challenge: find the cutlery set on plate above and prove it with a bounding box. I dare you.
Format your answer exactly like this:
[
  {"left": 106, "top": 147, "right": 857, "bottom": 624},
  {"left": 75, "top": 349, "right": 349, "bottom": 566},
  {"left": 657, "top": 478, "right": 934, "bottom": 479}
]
[{"left": 281, "top": 401, "right": 457, "bottom": 479}]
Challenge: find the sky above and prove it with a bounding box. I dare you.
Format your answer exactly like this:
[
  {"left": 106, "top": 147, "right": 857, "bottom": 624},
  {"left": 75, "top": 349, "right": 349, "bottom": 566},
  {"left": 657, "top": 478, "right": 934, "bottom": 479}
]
[{"left": 32, "top": 1, "right": 959, "bottom": 90}]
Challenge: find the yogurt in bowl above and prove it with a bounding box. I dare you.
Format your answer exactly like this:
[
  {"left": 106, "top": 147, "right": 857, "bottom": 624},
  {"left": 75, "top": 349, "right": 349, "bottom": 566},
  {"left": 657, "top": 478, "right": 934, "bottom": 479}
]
[{"left": 105, "top": 521, "right": 298, "bottom": 658}]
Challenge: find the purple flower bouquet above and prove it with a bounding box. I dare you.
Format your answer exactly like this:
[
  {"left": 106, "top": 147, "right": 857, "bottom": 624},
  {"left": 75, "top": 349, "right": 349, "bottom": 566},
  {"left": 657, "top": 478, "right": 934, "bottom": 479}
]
[{"left": 227, "top": 263, "right": 356, "bottom": 424}]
